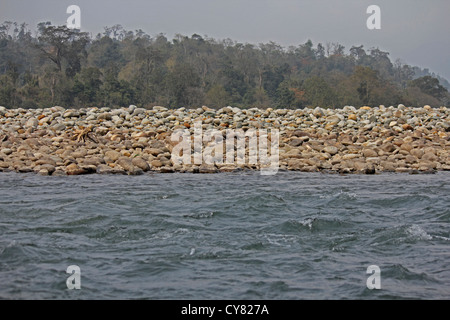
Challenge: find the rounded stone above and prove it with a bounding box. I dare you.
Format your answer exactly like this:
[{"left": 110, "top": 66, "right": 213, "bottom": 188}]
[
  {"left": 1, "top": 148, "right": 13, "bottom": 156},
  {"left": 25, "top": 118, "right": 39, "bottom": 128},
  {"left": 132, "top": 157, "right": 150, "bottom": 172},
  {"left": 323, "top": 146, "right": 338, "bottom": 155},
  {"left": 105, "top": 150, "right": 121, "bottom": 162},
  {"left": 362, "top": 149, "right": 378, "bottom": 158}
]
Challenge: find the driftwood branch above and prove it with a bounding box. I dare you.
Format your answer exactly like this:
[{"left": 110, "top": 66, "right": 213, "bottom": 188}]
[{"left": 72, "top": 126, "right": 98, "bottom": 143}]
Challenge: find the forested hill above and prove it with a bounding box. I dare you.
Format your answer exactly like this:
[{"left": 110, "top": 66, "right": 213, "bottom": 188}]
[{"left": 0, "top": 21, "right": 449, "bottom": 109}]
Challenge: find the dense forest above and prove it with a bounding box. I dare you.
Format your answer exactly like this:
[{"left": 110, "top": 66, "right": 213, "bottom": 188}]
[{"left": 0, "top": 21, "right": 449, "bottom": 109}]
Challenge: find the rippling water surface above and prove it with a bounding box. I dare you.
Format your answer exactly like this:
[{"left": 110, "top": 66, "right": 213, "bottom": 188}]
[{"left": 0, "top": 171, "right": 449, "bottom": 299}]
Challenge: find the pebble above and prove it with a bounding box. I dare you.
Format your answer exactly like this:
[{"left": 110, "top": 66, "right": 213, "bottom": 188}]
[
  {"left": 0, "top": 105, "right": 448, "bottom": 175},
  {"left": 25, "top": 118, "right": 38, "bottom": 128},
  {"left": 1, "top": 148, "right": 13, "bottom": 155},
  {"left": 66, "top": 163, "right": 86, "bottom": 175},
  {"left": 132, "top": 157, "right": 150, "bottom": 172},
  {"left": 105, "top": 150, "right": 121, "bottom": 162},
  {"left": 323, "top": 146, "right": 339, "bottom": 155},
  {"left": 362, "top": 149, "right": 378, "bottom": 158}
]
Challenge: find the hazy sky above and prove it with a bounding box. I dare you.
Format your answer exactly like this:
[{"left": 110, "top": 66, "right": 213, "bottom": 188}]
[{"left": 1, "top": 0, "right": 449, "bottom": 80}]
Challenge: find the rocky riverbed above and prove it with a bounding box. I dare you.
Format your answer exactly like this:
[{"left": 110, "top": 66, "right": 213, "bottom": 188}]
[{"left": 0, "top": 104, "right": 449, "bottom": 175}]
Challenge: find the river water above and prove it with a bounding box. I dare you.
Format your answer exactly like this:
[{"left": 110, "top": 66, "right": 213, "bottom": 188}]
[{"left": 0, "top": 171, "right": 449, "bottom": 299}]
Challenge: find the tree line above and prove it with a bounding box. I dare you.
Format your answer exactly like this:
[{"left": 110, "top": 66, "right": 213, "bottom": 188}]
[{"left": 0, "top": 21, "right": 448, "bottom": 109}]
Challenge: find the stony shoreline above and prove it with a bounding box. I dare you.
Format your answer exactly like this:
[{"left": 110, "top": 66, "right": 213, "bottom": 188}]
[{"left": 0, "top": 105, "right": 449, "bottom": 176}]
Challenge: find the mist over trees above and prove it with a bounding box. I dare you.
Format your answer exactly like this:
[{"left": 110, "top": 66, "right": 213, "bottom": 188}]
[{"left": 0, "top": 21, "right": 448, "bottom": 109}]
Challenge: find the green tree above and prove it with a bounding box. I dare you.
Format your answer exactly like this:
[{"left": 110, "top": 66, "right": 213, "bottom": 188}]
[
  {"left": 133, "top": 46, "right": 166, "bottom": 105},
  {"left": 0, "top": 74, "right": 17, "bottom": 107},
  {"left": 218, "top": 59, "right": 248, "bottom": 104},
  {"left": 100, "top": 66, "right": 135, "bottom": 107},
  {"left": 205, "top": 85, "right": 230, "bottom": 109},
  {"left": 73, "top": 67, "right": 103, "bottom": 106},
  {"left": 17, "top": 71, "right": 41, "bottom": 108},
  {"left": 276, "top": 82, "right": 295, "bottom": 108},
  {"left": 409, "top": 76, "right": 448, "bottom": 101},
  {"left": 303, "top": 76, "right": 336, "bottom": 108},
  {"left": 36, "top": 23, "right": 89, "bottom": 76},
  {"left": 262, "top": 63, "right": 289, "bottom": 101},
  {"left": 252, "top": 87, "right": 271, "bottom": 108},
  {"left": 0, "top": 20, "right": 448, "bottom": 109},
  {"left": 165, "top": 63, "right": 201, "bottom": 108},
  {"left": 402, "top": 86, "right": 441, "bottom": 107},
  {"left": 352, "top": 66, "right": 380, "bottom": 105},
  {"left": 350, "top": 66, "right": 401, "bottom": 107},
  {"left": 88, "top": 36, "right": 124, "bottom": 69}
]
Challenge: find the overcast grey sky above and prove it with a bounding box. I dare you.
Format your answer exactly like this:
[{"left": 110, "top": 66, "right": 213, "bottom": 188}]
[{"left": 1, "top": 0, "right": 449, "bottom": 80}]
